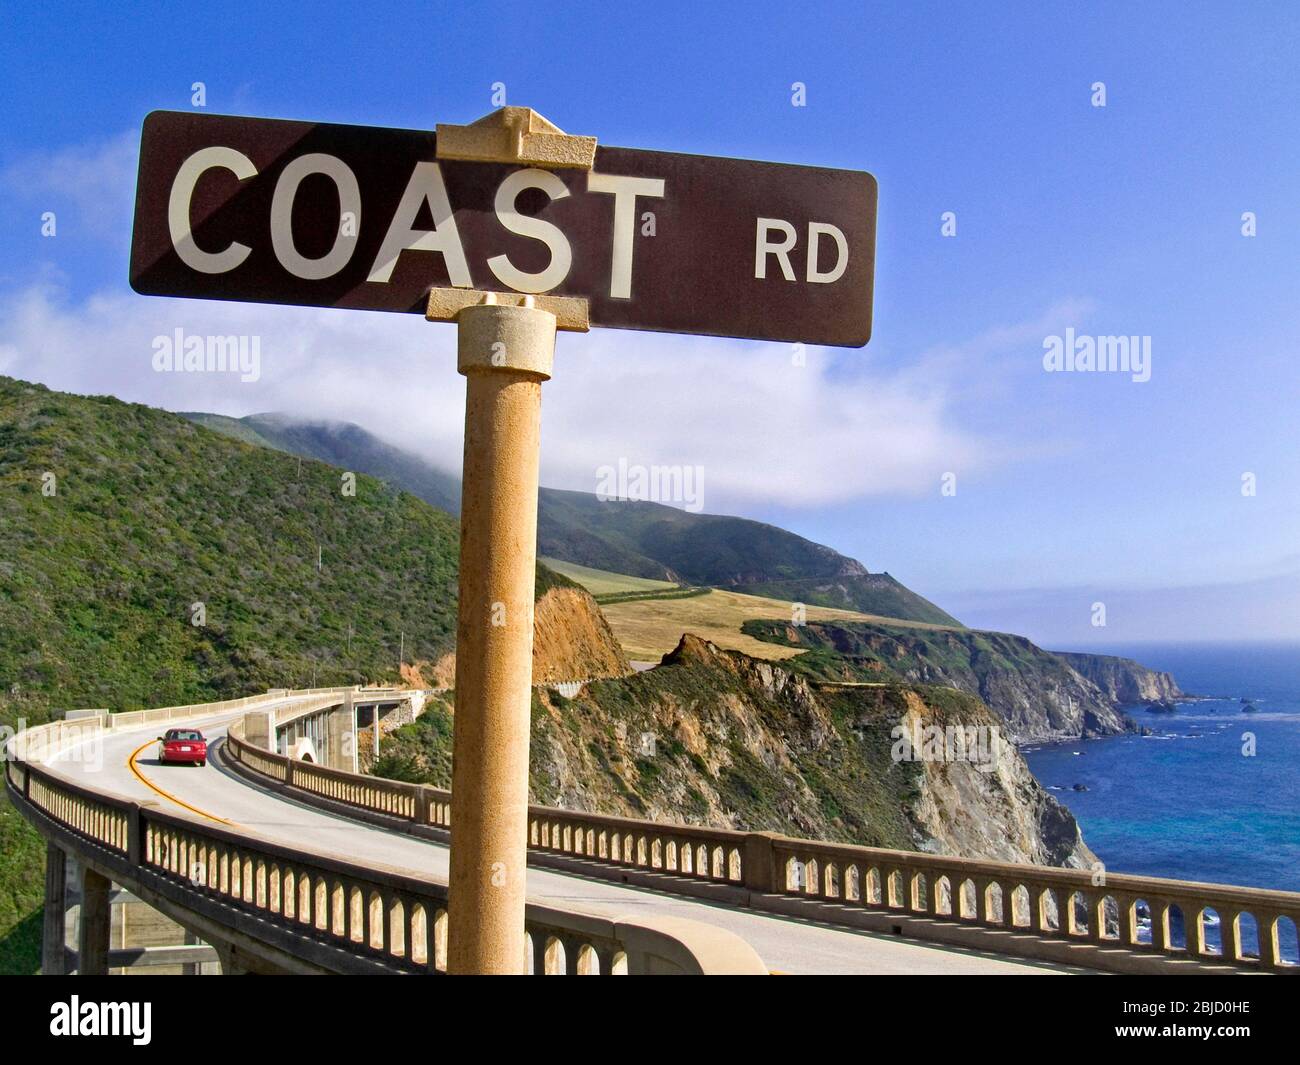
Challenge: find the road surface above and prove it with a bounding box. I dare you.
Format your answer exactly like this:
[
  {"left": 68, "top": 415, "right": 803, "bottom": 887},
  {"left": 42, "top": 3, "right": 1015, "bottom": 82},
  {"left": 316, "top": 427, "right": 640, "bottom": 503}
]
[{"left": 48, "top": 707, "right": 1084, "bottom": 975}]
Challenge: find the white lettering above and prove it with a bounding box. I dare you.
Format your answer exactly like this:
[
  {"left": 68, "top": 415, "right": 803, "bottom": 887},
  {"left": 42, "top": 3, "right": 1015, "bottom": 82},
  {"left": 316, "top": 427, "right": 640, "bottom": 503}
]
[
  {"left": 270, "top": 154, "right": 361, "bottom": 279},
  {"left": 806, "top": 222, "right": 848, "bottom": 283},
  {"left": 168, "top": 146, "right": 256, "bottom": 274},
  {"left": 755, "top": 218, "right": 797, "bottom": 280},
  {"left": 487, "top": 168, "right": 572, "bottom": 293},
  {"left": 367, "top": 162, "right": 471, "bottom": 286},
  {"left": 587, "top": 172, "right": 665, "bottom": 298}
]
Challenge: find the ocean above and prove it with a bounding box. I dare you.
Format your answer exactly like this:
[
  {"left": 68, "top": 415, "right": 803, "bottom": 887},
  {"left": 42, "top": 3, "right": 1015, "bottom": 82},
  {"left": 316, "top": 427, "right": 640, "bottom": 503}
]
[{"left": 1023, "top": 641, "right": 1300, "bottom": 960}]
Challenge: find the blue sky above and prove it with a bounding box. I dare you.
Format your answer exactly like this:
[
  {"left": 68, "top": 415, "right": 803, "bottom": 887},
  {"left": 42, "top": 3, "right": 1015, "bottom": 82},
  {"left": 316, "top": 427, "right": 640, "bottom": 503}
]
[{"left": 2, "top": 1, "right": 1297, "bottom": 646}]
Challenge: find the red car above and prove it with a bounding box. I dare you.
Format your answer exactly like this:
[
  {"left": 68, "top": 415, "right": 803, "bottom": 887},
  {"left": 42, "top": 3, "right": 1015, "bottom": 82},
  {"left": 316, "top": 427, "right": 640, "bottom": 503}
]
[{"left": 158, "top": 728, "right": 207, "bottom": 766}]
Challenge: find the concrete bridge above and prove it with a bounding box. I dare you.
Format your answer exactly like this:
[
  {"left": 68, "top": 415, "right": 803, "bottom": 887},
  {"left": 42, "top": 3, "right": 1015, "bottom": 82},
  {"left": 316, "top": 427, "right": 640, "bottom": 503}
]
[{"left": 6, "top": 688, "right": 1298, "bottom": 975}]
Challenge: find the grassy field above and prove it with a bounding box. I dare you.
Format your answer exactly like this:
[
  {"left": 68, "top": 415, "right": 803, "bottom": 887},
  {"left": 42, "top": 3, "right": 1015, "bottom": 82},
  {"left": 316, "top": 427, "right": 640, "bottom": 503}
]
[
  {"left": 599, "top": 586, "right": 955, "bottom": 661},
  {"left": 538, "top": 557, "right": 679, "bottom": 597}
]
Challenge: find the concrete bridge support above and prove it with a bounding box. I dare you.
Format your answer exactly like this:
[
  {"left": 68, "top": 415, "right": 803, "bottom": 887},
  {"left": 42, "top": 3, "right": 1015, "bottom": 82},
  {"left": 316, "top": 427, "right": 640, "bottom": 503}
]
[
  {"left": 42, "top": 842, "right": 68, "bottom": 975},
  {"left": 77, "top": 863, "right": 112, "bottom": 976},
  {"left": 326, "top": 691, "right": 357, "bottom": 772}
]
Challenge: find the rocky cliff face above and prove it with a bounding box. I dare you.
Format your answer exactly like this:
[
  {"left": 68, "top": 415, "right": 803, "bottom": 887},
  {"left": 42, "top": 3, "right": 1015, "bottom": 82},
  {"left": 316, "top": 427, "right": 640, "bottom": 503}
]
[
  {"left": 404, "top": 580, "right": 632, "bottom": 689},
  {"left": 1055, "top": 651, "right": 1182, "bottom": 705},
  {"left": 886, "top": 687, "right": 1095, "bottom": 868},
  {"left": 377, "top": 634, "right": 1094, "bottom": 869},
  {"left": 741, "top": 620, "right": 1141, "bottom": 744},
  {"left": 531, "top": 585, "right": 632, "bottom": 683}
]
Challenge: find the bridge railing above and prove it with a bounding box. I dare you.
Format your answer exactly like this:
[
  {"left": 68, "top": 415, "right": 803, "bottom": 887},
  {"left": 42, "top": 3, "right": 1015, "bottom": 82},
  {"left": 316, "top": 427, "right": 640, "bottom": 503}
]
[
  {"left": 5, "top": 712, "right": 764, "bottom": 975},
  {"left": 763, "top": 835, "right": 1300, "bottom": 970},
  {"left": 225, "top": 713, "right": 1300, "bottom": 973}
]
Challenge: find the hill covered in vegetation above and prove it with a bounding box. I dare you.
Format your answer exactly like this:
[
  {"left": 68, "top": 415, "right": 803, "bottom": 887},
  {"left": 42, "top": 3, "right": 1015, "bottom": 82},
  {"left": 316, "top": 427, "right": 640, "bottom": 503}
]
[
  {"left": 0, "top": 377, "right": 463, "bottom": 722},
  {"left": 183, "top": 411, "right": 462, "bottom": 515},
  {"left": 188, "top": 413, "right": 961, "bottom": 627}
]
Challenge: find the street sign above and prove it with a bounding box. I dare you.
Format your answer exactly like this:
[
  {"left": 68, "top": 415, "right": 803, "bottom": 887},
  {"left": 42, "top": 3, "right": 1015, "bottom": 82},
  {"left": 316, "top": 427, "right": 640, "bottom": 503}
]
[{"left": 130, "top": 111, "right": 877, "bottom": 347}]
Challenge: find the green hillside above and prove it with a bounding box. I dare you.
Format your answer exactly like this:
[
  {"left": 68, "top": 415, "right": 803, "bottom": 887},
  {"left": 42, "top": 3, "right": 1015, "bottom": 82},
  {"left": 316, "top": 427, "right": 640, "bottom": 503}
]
[
  {"left": 538, "top": 557, "right": 679, "bottom": 597},
  {"left": 0, "top": 376, "right": 470, "bottom": 972},
  {"left": 536, "top": 487, "right": 849, "bottom": 583},
  {"left": 1, "top": 378, "right": 463, "bottom": 721},
  {"left": 739, "top": 572, "right": 961, "bottom": 627},
  {"left": 190, "top": 413, "right": 961, "bottom": 626},
  {"left": 0, "top": 377, "right": 595, "bottom": 973}
]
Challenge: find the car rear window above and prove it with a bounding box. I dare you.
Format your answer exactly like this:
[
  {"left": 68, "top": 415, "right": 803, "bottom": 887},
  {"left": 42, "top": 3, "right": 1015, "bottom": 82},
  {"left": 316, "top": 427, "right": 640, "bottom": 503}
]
[{"left": 171, "top": 730, "right": 203, "bottom": 741}]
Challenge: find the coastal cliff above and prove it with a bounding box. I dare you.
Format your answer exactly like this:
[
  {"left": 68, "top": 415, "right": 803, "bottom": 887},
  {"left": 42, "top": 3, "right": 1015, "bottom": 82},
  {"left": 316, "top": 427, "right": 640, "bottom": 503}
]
[
  {"left": 1054, "top": 651, "right": 1183, "bottom": 705},
  {"left": 376, "top": 635, "right": 1094, "bottom": 870},
  {"left": 407, "top": 571, "right": 634, "bottom": 689},
  {"left": 740, "top": 619, "right": 1145, "bottom": 744}
]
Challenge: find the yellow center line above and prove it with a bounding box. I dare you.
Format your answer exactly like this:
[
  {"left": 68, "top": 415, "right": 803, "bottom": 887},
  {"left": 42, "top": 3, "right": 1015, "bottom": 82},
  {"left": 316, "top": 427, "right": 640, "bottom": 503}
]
[{"left": 127, "top": 739, "right": 237, "bottom": 826}]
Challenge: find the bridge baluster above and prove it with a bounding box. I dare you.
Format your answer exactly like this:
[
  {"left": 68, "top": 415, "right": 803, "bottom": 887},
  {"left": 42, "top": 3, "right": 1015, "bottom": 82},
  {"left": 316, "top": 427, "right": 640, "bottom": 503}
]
[
  {"left": 592, "top": 943, "right": 619, "bottom": 976},
  {"left": 562, "top": 936, "right": 583, "bottom": 974},
  {"left": 1258, "top": 913, "right": 1281, "bottom": 968},
  {"left": 1185, "top": 900, "right": 1207, "bottom": 956},
  {"left": 1030, "top": 885, "right": 1050, "bottom": 934},
  {"left": 1221, "top": 909, "right": 1241, "bottom": 962}
]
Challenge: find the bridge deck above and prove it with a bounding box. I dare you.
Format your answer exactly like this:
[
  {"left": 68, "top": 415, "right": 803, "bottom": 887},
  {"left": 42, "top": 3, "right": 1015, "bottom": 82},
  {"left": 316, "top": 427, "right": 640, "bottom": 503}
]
[{"left": 50, "top": 709, "right": 1085, "bottom": 975}]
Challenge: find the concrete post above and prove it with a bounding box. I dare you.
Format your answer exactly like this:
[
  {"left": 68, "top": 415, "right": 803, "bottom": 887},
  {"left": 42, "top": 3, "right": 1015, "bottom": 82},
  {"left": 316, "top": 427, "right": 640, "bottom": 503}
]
[
  {"left": 742, "top": 832, "right": 780, "bottom": 894},
  {"left": 326, "top": 692, "right": 356, "bottom": 772},
  {"left": 42, "top": 843, "right": 68, "bottom": 975},
  {"left": 77, "top": 864, "right": 111, "bottom": 975},
  {"left": 243, "top": 709, "right": 275, "bottom": 751},
  {"left": 447, "top": 298, "right": 555, "bottom": 975},
  {"left": 346, "top": 689, "right": 357, "bottom": 772}
]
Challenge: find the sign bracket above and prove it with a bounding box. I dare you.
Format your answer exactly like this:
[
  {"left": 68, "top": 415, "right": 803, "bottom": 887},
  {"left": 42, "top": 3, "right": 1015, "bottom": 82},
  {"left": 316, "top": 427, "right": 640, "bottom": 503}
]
[
  {"left": 426, "top": 287, "right": 589, "bottom": 331},
  {"left": 435, "top": 106, "right": 597, "bottom": 170},
  {"left": 428, "top": 107, "right": 594, "bottom": 330}
]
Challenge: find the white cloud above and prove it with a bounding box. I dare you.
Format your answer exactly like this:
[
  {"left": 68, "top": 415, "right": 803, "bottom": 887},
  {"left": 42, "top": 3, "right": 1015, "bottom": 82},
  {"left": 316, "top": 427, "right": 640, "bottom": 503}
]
[
  {"left": 1, "top": 131, "right": 138, "bottom": 243},
  {"left": 542, "top": 330, "right": 998, "bottom": 507},
  {"left": 0, "top": 278, "right": 1058, "bottom": 510}
]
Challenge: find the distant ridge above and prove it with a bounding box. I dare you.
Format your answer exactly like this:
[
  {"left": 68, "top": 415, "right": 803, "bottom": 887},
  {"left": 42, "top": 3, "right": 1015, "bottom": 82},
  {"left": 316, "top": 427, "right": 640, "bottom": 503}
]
[
  {"left": 185, "top": 412, "right": 963, "bottom": 628},
  {"left": 182, "top": 412, "right": 462, "bottom": 514}
]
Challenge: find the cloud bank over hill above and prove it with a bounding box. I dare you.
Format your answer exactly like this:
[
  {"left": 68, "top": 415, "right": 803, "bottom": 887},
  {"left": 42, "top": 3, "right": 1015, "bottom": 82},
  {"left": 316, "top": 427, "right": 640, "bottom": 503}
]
[{"left": 0, "top": 278, "right": 1018, "bottom": 511}]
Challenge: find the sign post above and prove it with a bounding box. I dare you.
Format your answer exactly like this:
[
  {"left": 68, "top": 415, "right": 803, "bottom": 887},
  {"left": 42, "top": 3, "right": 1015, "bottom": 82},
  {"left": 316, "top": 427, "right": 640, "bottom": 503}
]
[
  {"left": 431, "top": 110, "right": 595, "bottom": 974},
  {"left": 128, "top": 104, "right": 877, "bottom": 974},
  {"left": 445, "top": 294, "right": 555, "bottom": 974}
]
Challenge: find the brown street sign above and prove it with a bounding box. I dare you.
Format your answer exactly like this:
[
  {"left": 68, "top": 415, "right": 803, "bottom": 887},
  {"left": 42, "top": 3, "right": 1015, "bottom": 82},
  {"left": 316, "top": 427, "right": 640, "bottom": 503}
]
[{"left": 130, "top": 111, "right": 877, "bottom": 347}]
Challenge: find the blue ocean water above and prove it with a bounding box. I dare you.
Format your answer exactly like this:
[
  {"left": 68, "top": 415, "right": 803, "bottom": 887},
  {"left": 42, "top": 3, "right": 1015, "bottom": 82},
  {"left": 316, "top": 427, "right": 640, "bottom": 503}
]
[
  {"left": 1025, "top": 642, "right": 1300, "bottom": 894},
  {"left": 1023, "top": 643, "right": 1300, "bottom": 961}
]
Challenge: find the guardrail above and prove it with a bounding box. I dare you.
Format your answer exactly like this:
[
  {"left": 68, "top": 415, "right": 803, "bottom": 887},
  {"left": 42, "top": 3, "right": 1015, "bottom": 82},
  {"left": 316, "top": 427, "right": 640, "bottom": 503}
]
[
  {"left": 4, "top": 706, "right": 765, "bottom": 975},
  {"left": 225, "top": 712, "right": 1300, "bottom": 974}
]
